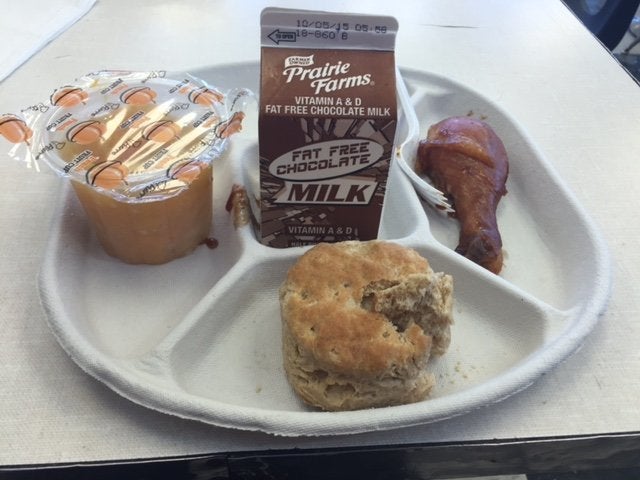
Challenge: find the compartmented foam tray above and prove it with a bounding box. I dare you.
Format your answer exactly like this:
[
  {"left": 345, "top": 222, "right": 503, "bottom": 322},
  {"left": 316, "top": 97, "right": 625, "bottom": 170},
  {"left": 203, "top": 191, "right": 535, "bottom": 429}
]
[{"left": 38, "top": 62, "right": 611, "bottom": 436}]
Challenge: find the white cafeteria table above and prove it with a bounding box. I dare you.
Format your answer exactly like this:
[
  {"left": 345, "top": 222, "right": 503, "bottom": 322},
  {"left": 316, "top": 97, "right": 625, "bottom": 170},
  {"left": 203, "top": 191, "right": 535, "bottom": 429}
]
[{"left": 1, "top": 0, "right": 639, "bottom": 478}]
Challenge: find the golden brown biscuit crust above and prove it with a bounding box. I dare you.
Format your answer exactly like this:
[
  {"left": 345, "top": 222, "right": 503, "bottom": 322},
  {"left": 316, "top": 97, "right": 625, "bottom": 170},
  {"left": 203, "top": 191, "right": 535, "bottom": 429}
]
[
  {"left": 280, "top": 240, "right": 454, "bottom": 412},
  {"left": 282, "top": 241, "right": 436, "bottom": 378}
]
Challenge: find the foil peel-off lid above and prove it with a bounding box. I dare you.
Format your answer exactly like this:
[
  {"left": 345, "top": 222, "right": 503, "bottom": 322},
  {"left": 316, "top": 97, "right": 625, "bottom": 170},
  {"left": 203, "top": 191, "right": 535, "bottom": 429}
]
[{"left": 26, "top": 70, "right": 253, "bottom": 202}]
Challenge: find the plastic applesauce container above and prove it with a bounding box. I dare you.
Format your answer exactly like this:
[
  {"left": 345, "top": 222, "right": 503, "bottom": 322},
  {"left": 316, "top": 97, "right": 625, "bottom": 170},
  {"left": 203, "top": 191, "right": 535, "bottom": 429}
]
[{"left": 10, "top": 71, "right": 251, "bottom": 264}]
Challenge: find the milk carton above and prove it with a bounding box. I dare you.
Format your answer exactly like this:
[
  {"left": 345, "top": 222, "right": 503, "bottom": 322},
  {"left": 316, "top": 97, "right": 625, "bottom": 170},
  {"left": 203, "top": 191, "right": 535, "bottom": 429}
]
[{"left": 259, "top": 8, "right": 398, "bottom": 247}]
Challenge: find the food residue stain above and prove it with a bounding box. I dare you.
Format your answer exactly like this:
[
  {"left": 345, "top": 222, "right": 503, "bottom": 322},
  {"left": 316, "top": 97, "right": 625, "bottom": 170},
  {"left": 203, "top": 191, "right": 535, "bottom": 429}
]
[{"left": 204, "top": 237, "right": 219, "bottom": 249}]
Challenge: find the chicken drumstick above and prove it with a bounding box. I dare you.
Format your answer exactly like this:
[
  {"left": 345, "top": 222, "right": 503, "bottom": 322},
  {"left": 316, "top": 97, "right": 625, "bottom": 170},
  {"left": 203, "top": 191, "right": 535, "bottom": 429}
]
[{"left": 417, "top": 116, "right": 509, "bottom": 274}]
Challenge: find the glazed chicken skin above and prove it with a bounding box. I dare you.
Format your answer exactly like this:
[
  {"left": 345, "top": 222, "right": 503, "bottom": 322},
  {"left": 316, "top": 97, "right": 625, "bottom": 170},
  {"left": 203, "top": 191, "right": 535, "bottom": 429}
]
[{"left": 417, "top": 116, "right": 509, "bottom": 274}]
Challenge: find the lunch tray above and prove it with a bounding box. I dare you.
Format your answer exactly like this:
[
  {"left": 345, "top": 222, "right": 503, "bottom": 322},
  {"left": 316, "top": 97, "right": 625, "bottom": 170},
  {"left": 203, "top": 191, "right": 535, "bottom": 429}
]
[{"left": 38, "top": 62, "right": 611, "bottom": 436}]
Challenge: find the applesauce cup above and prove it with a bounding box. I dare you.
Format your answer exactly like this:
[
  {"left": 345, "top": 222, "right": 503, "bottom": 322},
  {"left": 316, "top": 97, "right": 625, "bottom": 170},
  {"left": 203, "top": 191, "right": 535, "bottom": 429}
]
[{"left": 32, "top": 71, "right": 250, "bottom": 264}]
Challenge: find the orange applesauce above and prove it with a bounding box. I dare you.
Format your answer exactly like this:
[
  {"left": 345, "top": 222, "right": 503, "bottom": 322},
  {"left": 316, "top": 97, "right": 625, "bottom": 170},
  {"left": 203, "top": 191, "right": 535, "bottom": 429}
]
[
  {"left": 71, "top": 163, "right": 213, "bottom": 264},
  {"left": 27, "top": 71, "right": 250, "bottom": 264}
]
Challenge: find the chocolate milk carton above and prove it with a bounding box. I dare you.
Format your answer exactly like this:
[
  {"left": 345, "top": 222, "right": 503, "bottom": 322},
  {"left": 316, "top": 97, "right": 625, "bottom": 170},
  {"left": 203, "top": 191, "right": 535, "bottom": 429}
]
[{"left": 259, "top": 8, "right": 398, "bottom": 247}]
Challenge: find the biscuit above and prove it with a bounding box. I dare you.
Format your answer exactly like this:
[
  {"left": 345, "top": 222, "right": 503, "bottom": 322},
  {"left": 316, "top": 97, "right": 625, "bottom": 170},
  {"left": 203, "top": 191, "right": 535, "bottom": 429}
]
[{"left": 280, "top": 240, "right": 454, "bottom": 411}]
